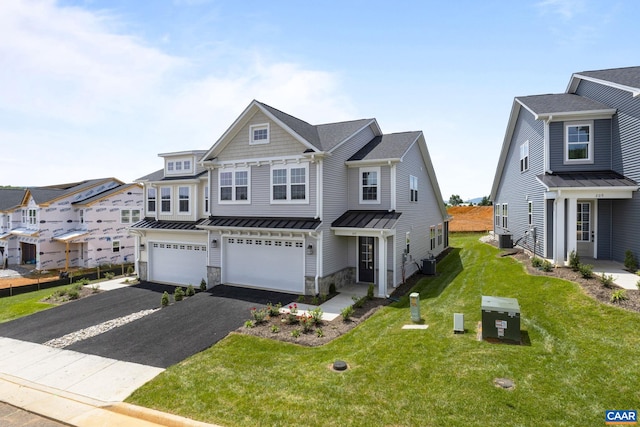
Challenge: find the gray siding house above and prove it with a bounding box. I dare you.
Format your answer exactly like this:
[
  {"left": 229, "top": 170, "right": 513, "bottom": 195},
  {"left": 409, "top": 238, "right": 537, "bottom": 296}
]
[
  {"left": 491, "top": 66, "right": 640, "bottom": 265},
  {"left": 133, "top": 100, "right": 449, "bottom": 297}
]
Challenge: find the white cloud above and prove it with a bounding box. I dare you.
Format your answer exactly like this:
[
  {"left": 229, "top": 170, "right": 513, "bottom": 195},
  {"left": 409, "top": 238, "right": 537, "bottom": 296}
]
[
  {"left": 0, "top": 0, "right": 354, "bottom": 186},
  {"left": 536, "top": 0, "right": 586, "bottom": 19}
]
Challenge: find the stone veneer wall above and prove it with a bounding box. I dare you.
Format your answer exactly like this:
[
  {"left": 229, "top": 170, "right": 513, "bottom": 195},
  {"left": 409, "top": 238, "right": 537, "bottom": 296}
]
[
  {"left": 207, "top": 266, "right": 221, "bottom": 289},
  {"left": 138, "top": 261, "right": 148, "bottom": 281},
  {"left": 305, "top": 267, "right": 356, "bottom": 295}
]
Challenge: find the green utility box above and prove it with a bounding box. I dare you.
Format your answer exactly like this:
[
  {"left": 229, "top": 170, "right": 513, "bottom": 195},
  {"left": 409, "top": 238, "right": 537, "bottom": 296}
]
[{"left": 481, "top": 296, "right": 520, "bottom": 342}]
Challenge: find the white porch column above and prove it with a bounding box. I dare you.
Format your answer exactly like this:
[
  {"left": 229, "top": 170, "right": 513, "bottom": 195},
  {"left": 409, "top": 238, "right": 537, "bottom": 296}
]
[
  {"left": 566, "top": 197, "right": 578, "bottom": 263},
  {"left": 554, "top": 198, "right": 565, "bottom": 265},
  {"left": 377, "top": 234, "right": 387, "bottom": 298}
]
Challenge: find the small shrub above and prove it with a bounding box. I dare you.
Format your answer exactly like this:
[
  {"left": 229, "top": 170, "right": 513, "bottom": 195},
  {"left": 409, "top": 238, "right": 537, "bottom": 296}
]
[
  {"left": 266, "top": 302, "right": 282, "bottom": 317},
  {"left": 320, "top": 293, "right": 328, "bottom": 302},
  {"left": 200, "top": 278, "right": 207, "bottom": 291},
  {"left": 311, "top": 295, "right": 319, "bottom": 305},
  {"left": 624, "top": 249, "right": 638, "bottom": 272},
  {"left": 309, "top": 306, "right": 324, "bottom": 324},
  {"left": 611, "top": 289, "right": 628, "bottom": 303},
  {"left": 291, "top": 329, "right": 301, "bottom": 338},
  {"left": 284, "top": 304, "right": 299, "bottom": 324},
  {"left": 599, "top": 273, "right": 615, "bottom": 288},
  {"left": 67, "top": 289, "right": 80, "bottom": 300},
  {"left": 568, "top": 250, "right": 580, "bottom": 271},
  {"left": 126, "top": 265, "right": 134, "bottom": 276},
  {"left": 297, "top": 295, "right": 306, "bottom": 303},
  {"left": 367, "top": 283, "right": 374, "bottom": 300},
  {"left": 244, "top": 320, "right": 255, "bottom": 328},
  {"left": 161, "top": 291, "right": 169, "bottom": 307},
  {"left": 579, "top": 263, "right": 594, "bottom": 279},
  {"left": 54, "top": 289, "right": 67, "bottom": 298},
  {"left": 250, "top": 307, "right": 268, "bottom": 324},
  {"left": 72, "top": 282, "right": 84, "bottom": 292},
  {"left": 174, "top": 287, "right": 185, "bottom": 302},
  {"left": 541, "top": 260, "right": 553, "bottom": 272},
  {"left": 186, "top": 284, "right": 195, "bottom": 297},
  {"left": 75, "top": 278, "right": 90, "bottom": 287},
  {"left": 299, "top": 314, "right": 314, "bottom": 333},
  {"left": 104, "top": 272, "right": 115, "bottom": 280},
  {"left": 329, "top": 283, "right": 336, "bottom": 294},
  {"left": 316, "top": 328, "right": 324, "bottom": 338},
  {"left": 531, "top": 257, "right": 543, "bottom": 268},
  {"left": 341, "top": 305, "right": 354, "bottom": 320},
  {"left": 270, "top": 325, "right": 280, "bottom": 333},
  {"left": 90, "top": 283, "right": 100, "bottom": 293},
  {"left": 352, "top": 295, "right": 365, "bottom": 308}
]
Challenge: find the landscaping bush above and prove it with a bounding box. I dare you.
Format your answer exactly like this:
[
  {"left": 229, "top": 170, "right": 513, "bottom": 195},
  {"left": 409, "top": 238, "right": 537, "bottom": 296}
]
[
  {"left": 250, "top": 307, "right": 268, "bottom": 324},
  {"left": 329, "top": 283, "right": 336, "bottom": 294},
  {"left": 299, "top": 314, "right": 314, "bottom": 333},
  {"left": 624, "top": 249, "right": 638, "bottom": 272},
  {"left": 200, "top": 278, "right": 207, "bottom": 291},
  {"left": 579, "top": 263, "right": 594, "bottom": 279},
  {"left": 531, "top": 257, "right": 543, "bottom": 268},
  {"left": 244, "top": 320, "right": 255, "bottom": 328},
  {"left": 599, "top": 273, "right": 615, "bottom": 288},
  {"left": 266, "top": 302, "right": 282, "bottom": 317},
  {"left": 367, "top": 283, "right": 374, "bottom": 300},
  {"left": 309, "top": 306, "right": 323, "bottom": 324},
  {"left": 67, "top": 289, "right": 80, "bottom": 300},
  {"left": 352, "top": 295, "right": 365, "bottom": 308},
  {"left": 290, "top": 329, "right": 301, "bottom": 338},
  {"left": 174, "top": 287, "right": 185, "bottom": 302},
  {"left": 161, "top": 291, "right": 169, "bottom": 307},
  {"left": 186, "top": 284, "right": 195, "bottom": 297},
  {"left": 611, "top": 289, "right": 628, "bottom": 303},
  {"left": 103, "top": 272, "right": 115, "bottom": 280},
  {"left": 541, "top": 260, "right": 553, "bottom": 272},
  {"left": 285, "top": 304, "right": 298, "bottom": 324},
  {"left": 126, "top": 265, "right": 134, "bottom": 276},
  {"left": 568, "top": 250, "right": 580, "bottom": 271},
  {"left": 341, "top": 305, "right": 354, "bottom": 320}
]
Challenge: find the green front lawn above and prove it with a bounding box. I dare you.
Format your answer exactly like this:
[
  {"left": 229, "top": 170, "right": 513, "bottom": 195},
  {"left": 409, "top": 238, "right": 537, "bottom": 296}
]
[
  {"left": 127, "top": 233, "right": 640, "bottom": 426},
  {"left": 0, "top": 285, "right": 66, "bottom": 323}
]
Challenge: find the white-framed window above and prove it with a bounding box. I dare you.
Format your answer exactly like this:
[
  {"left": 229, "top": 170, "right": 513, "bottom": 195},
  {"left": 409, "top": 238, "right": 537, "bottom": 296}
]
[
  {"left": 437, "top": 223, "right": 443, "bottom": 245},
  {"left": 271, "top": 164, "right": 309, "bottom": 203},
  {"left": 410, "top": 175, "right": 418, "bottom": 202},
  {"left": 577, "top": 202, "right": 591, "bottom": 241},
  {"left": 565, "top": 122, "right": 593, "bottom": 163},
  {"left": 502, "top": 203, "right": 508, "bottom": 229},
  {"left": 21, "top": 209, "right": 27, "bottom": 224},
  {"left": 430, "top": 225, "right": 436, "bottom": 250},
  {"left": 175, "top": 161, "right": 182, "bottom": 171},
  {"left": 184, "top": 160, "right": 191, "bottom": 171},
  {"left": 405, "top": 231, "right": 410, "bottom": 254},
  {"left": 204, "top": 186, "right": 209, "bottom": 214},
  {"left": 219, "top": 168, "right": 250, "bottom": 203},
  {"left": 79, "top": 209, "right": 84, "bottom": 224},
  {"left": 178, "top": 186, "right": 190, "bottom": 213},
  {"left": 360, "top": 167, "right": 380, "bottom": 204},
  {"left": 250, "top": 123, "right": 269, "bottom": 145},
  {"left": 528, "top": 201, "right": 533, "bottom": 226},
  {"left": 112, "top": 240, "right": 120, "bottom": 253},
  {"left": 495, "top": 204, "right": 500, "bottom": 226},
  {"left": 147, "top": 188, "right": 156, "bottom": 213},
  {"left": 520, "top": 140, "right": 529, "bottom": 172},
  {"left": 160, "top": 187, "right": 172, "bottom": 213},
  {"left": 121, "top": 209, "right": 141, "bottom": 224},
  {"left": 22, "top": 209, "right": 37, "bottom": 226}
]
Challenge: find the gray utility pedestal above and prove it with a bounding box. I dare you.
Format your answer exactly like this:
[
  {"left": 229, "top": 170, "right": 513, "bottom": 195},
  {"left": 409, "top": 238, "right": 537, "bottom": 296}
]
[{"left": 481, "top": 296, "right": 520, "bottom": 342}]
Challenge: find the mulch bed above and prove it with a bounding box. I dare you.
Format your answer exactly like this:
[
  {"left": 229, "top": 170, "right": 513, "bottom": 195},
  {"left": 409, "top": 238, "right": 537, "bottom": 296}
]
[{"left": 500, "top": 245, "right": 640, "bottom": 313}]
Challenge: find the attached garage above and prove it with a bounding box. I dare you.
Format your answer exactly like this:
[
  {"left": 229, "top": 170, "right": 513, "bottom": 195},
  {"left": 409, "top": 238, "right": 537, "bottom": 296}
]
[
  {"left": 149, "top": 241, "right": 208, "bottom": 286},
  {"left": 223, "top": 237, "right": 304, "bottom": 293}
]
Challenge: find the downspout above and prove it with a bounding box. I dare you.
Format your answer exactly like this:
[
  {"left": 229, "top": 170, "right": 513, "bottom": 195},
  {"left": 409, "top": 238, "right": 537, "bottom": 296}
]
[
  {"left": 544, "top": 115, "right": 553, "bottom": 173},
  {"left": 390, "top": 161, "right": 396, "bottom": 211}
]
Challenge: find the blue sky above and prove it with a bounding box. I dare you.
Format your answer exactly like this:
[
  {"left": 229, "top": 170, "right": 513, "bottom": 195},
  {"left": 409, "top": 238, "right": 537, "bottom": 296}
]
[{"left": 2, "top": 0, "right": 639, "bottom": 200}]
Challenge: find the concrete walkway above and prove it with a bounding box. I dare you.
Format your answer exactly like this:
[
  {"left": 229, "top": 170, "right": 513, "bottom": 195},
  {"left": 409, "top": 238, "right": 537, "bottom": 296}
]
[
  {"left": 588, "top": 259, "right": 639, "bottom": 290},
  {"left": 286, "top": 284, "right": 369, "bottom": 321}
]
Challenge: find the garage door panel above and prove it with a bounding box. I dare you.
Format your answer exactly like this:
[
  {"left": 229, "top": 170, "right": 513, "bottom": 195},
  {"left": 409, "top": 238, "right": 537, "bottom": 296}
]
[
  {"left": 225, "top": 238, "right": 303, "bottom": 293},
  {"left": 150, "top": 242, "right": 207, "bottom": 286}
]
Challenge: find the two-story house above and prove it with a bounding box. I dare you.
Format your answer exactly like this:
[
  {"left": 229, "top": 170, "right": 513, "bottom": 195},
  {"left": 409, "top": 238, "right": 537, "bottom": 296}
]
[
  {"left": 0, "top": 179, "right": 142, "bottom": 271},
  {"left": 133, "top": 101, "right": 449, "bottom": 297},
  {"left": 491, "top": 66, "right": 640, "bottom": 266}
]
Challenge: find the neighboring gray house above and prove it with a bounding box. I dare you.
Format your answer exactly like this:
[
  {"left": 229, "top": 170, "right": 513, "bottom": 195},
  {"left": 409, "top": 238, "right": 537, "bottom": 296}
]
[
  {"left": 491, "top": 66, "right": 640, "bottom": 266},
  {"left": 133, "top": 100, "right": 449, "bottom": 297}
]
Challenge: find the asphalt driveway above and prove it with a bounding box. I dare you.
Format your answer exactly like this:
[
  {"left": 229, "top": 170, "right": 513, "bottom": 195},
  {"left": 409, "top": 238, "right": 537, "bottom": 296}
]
[{"left": 0, "top": 282, "right": 296, "bottom": 368}]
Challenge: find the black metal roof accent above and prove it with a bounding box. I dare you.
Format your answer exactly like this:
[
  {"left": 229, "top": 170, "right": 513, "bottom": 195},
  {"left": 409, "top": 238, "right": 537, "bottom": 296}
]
[
  {"left": 200, "top": 216, "right": 321, "bottom": 230},
  {"left": 331, "top": 210, "right": 401, "bottom": 229},
  {"left": 130, "top": 218, "right": 208, "bottom": 231},
  {"left": 537, "top": 171, "right": 638, "bottom": 188}
]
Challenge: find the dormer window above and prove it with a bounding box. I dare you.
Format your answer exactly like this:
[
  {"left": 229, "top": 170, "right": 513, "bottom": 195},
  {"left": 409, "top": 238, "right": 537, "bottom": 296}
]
[
  {"left": 175, "top": 161, "right": 182, "bottom": 171},
  {"left": 168, "top": 162, "right": 174, "bottom": 171},
  {"left": 184, "top": 160, "right": 191, "bottom": 171},
  {"left": 250, "top": 124, "right": 269, "bottom": 145}
]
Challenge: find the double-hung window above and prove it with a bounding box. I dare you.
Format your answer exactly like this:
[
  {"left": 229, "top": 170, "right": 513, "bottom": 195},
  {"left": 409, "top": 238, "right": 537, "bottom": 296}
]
[
  {"left": 120, "top": 209, "right": 141, "bottom": 224},
  {"left": 161, "top": 188, "right": 171, "bottom": 213},
  {"left": 502, "top": 203, "right": 508, "bottom": 229},
  {"left": 430, "top": 226, "right": 436, "bottom": 250},
  {"left": 112, "top": 240, "right": 120, "bottom": 253},
  {"left": 219, "top": 169, "right": 250, "bottom": 203},
  {"left": 28, "top": 209, "right": 36, "bottom": 225},
  {"left": 178, "top": 187, "right": 190, "bottom": 213},
  {"left": 271, "top": 164, "right": 308, "bottom": 203},
  {"left": 495, "top": 204, "right": 500, "bottom": 226},
  {"left": 437, "top": 223, "right": 443, "bottom": 245},
  {"left": 565, "top": 122, "right": 592, "bottom": 163},
  {"left": 147, "top": 188, "right": 156, "bottom": 212},
  {"left": 410, "top": 175, "right": 418, "bottom": 202},
  {"left": 360, "top": 167, "right": 380, "bottom": 204},
  {"left": 528, "top": 201, "right": 533, "bottom": 226},
  {"left": 520, "top": 141, "right": 529, "bottom": 172},
  {"left": 204, "top": 186, "right": 209, "bottom": 214}
]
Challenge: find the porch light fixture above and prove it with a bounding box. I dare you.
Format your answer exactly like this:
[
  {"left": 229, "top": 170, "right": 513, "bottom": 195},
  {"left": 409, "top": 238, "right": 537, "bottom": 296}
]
[
  {"left": 140, "top": 243, "right": 145, "bottom": 251},
  {"left": 306, "top": 244, "right": 313, "bottom": 255},
  {"left": 211, "top": 239, "right": 218, "bottom": 248}
]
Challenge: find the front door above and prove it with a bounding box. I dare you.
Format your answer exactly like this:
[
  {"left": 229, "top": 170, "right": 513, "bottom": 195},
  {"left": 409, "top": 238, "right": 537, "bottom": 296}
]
[
  {"left": 358, "top": 236, "right": 375, "bottom": 283},
  {"left": 576, "top": 201, "right": 594, "bottom": 257}
]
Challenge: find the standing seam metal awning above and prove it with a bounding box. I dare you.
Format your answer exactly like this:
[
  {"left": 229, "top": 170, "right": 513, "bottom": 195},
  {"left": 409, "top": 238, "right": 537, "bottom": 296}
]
[
  {"left": 52, "top": 230, "right": 90, "bottom": 242},
  {"left": 331, "top": 210, "right": 401, "bottom": 237},
  {"left": 9, "top": 228, "right": 39, "bottom": 237}
]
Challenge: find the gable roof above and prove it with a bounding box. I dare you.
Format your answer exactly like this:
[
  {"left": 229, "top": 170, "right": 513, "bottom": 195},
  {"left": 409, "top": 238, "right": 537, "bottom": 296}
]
[
  {"left": 72, "top": 183, "right": 142, "bottom": 206},
  {"left": 201, "top": 100, "right": 379, "bottom": 161},
  {"left": 536, "top": 171, "right": 638, "bottom": 189},
  {"left": 516, "top": 94, "right": 615, "bottom": 120},
  {"left": 28, "top": 178, "right": 124, "bottom": 205},
  {"left": 0, "top": 188, "right": 27, "bottom": 211},
  {"left": 347, "top": 132, "right": 422, "bottom": 162},
  {"left": 568, "top": 66, "right": 640, "bottom": 97}
]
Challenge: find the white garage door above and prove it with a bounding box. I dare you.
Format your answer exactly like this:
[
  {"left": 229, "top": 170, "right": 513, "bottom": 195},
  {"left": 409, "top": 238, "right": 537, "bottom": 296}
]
[
  {"left": 224, "top": 237, "right": 303, "bottom": 293},
  {"left": 149, "top": 242, "right": 208, "bottom": 286}
]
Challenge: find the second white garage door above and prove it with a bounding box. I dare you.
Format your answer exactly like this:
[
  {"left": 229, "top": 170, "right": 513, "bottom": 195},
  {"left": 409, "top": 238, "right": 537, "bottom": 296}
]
[
  {"left": 149, "top": 242, "right": 208, "bottom": 286},
  {"left": 224, "top": 237, "right": 303, "bottom": 293}
]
